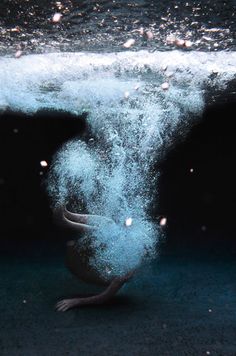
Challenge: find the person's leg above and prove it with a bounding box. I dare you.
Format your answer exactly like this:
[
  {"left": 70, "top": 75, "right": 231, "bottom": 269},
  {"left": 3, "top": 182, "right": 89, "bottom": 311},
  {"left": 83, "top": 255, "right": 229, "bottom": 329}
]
[{"left": 55, "top": 274, "right": 130, "bottom": 311}]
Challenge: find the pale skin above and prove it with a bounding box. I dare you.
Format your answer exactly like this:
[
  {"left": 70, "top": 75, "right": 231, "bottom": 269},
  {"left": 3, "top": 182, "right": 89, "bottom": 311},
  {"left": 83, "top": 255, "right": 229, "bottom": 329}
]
[{"left": 54, "top": 206, "right": 135, "bottom": 312}]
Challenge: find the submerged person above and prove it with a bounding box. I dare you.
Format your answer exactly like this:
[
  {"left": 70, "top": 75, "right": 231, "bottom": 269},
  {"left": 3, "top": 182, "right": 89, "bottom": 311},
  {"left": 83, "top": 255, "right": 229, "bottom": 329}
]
[{"left": 54, "top": 205, "right": 134, "bottom": 312}]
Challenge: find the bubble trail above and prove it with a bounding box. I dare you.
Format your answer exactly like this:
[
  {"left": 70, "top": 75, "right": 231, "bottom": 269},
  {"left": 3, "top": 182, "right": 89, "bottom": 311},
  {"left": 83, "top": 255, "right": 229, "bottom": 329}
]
[{"left": 0, "top": 50, "right": 235, "bottom": 278}]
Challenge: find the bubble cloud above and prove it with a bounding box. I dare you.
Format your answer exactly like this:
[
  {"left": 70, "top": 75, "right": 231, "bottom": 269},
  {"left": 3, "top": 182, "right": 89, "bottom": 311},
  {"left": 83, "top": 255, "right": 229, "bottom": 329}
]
[{"left": 1, "top": 50, "right": 235, "bottom": 277}]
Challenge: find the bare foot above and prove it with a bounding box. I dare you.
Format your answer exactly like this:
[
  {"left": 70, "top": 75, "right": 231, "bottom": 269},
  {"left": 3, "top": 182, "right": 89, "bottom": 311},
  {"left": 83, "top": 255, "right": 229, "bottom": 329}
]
[
  {"left": 55, "top": 293, "right": 112, "bottom": 312},
  {"left": 56, "top": 298, "right": 83, "bottom": 312},
  {"left": 55, "top": 271, "right": 134, "bottom": 312}
]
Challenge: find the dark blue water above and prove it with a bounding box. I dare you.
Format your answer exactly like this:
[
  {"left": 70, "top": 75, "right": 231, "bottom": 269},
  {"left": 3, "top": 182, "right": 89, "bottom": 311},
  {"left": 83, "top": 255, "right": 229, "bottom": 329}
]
[
  {"left": 0, "top": 2, "right": 236, "bottom": 355},
  {"left": 0, "top": 0, "right": 235, "bottom": 276}
]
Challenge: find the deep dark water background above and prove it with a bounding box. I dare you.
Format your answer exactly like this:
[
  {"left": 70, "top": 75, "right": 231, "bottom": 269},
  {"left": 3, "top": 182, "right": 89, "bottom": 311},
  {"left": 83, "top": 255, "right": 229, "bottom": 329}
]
[
  {"left": 0, "top": 98, "right": 236, "bottom": 355},
  {"left": 0, "top": 1, "right": 236, "bottom": 354},
  {"left": 0, "top": 98, "right": 236, "bottom": 254}
]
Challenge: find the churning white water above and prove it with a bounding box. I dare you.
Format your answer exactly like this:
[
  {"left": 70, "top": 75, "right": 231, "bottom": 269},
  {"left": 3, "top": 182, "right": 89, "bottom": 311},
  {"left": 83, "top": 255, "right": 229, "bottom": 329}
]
[{"left": 0, "top": 50, "right": 235, "bottom": 278}]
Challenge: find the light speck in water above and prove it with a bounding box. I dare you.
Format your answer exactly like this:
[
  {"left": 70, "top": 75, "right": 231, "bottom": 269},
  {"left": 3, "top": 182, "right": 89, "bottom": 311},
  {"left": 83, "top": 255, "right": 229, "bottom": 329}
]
[
  {"left": 124, "top": 91, "right": 130, "bottom": 99},
  {"left": 125, "top": 218, "right": 133, "bottom": 227},
  {"left": 184, "top": 40, "right": 192, "bottom": 48},
  {"left": 160, "top": 217, "right": 167, "bottom": 226},
  {"left": 105, "top": 266, "right": 112, "bottom": 274},
  {"left": 40, "top": 160, "right": 48, "bottom": 167},
  {"left": 123, "top": 39, "right": 135, "bottom": 48},
  {"left": 52, "top": 13, "right": 62, "bottom": 23},
  {"left": 161, "top": 82, "right": 169, "bottom": 90},
  {"left": 15, "top": 50, "right": 22, "bottom": 58}
]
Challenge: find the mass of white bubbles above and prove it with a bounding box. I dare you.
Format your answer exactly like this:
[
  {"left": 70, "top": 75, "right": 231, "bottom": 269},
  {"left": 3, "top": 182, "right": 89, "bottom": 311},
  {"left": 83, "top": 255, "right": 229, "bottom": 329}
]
[
  {"left": 0, "top": 50, "right": 235, "bottom": 278},
  {"left": 46, "top": 64, "right": 205, "bottom": 278}
]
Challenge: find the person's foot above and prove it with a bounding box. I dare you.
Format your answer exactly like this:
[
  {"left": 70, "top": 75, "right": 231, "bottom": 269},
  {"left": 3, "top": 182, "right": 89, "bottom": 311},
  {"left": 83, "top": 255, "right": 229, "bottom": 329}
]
[
  {"left": 55, "top": 293, "right": 111, "bottom": 311},
  {"left": 55, "top": 271, "right": 134, "bottom": 311},
  {"left": 56, "top": 298, "right": 81, "bottom": 312}
]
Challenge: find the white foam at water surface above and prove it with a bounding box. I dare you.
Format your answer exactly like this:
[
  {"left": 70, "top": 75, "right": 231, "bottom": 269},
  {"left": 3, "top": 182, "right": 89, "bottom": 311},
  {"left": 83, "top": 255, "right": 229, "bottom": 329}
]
[
  {"left": 1, "top": 50, "right": 235, "bottom": 278},
  {"left": 0, "top": 50, "right": 235, "bottom": 113}
]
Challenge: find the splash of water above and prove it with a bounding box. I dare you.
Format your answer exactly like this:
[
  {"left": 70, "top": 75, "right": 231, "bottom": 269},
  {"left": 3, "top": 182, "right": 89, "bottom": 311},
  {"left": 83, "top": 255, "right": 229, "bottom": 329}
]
[{"left": 0, "top": 50, "right": 235, "bottom": 278}]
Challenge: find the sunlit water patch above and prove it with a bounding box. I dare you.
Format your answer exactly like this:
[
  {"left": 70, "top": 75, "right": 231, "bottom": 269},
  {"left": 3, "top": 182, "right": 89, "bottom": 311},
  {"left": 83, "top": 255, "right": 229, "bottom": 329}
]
[{"left": 0, "top": 50, "right": 235, "bottom": 278}]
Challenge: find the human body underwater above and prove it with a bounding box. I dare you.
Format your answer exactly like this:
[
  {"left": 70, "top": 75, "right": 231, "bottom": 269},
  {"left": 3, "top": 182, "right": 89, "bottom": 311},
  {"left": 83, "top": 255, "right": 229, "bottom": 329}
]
[{"left": 0, "top": 1, "right": 235, "bottom": 311}]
